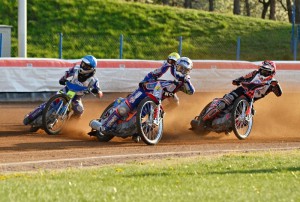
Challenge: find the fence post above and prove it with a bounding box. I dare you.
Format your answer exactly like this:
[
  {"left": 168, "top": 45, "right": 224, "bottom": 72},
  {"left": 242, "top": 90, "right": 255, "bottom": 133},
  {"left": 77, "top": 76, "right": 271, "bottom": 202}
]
[
  {"left": 236, "top": 36, "right": 241, "bottom": 60},
  {"left": 119, "top": 34, "right": 123, "bottom": 59},
  {"left": 295, "top": 24, "right": 300, "bottom": 61},
  {"left": 0, "top": 33, "right": 2, "bottom": 57},
  {"left": 291, "top": 2, "right": 297, "bottom": 60},
  {"left": 59, "top": 33, "right": 63, "bottom": 59},
  {"left": 178, "top": 36, "right": 182, "bottom": 55}
]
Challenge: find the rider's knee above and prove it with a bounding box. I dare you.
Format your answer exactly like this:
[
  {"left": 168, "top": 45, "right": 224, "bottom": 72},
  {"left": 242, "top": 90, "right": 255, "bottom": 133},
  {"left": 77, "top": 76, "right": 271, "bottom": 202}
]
[
  {"left": 217, "top": 101, "right": 226, "bottom": 111},
  {"left": 117, "top": 102, "right": 130, "bottom": 116},
  {"left": 73, "top": 104, "right": 84, "bottom": 115},
  {"left": 222, "top": 93, "right": 235, "bottom": 106}
]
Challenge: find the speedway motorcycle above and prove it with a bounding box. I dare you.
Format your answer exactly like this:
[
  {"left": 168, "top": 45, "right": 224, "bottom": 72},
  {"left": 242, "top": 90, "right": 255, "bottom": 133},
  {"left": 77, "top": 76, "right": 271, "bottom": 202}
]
[
  {"left": 23, "top": 81, "right": 90, "bottom": 135},
  {"left": 88, "top": 79, "right": 183, "bottom": 145},
  {"left": 190, "top": 80, "right": 277, "bottom": 140}
]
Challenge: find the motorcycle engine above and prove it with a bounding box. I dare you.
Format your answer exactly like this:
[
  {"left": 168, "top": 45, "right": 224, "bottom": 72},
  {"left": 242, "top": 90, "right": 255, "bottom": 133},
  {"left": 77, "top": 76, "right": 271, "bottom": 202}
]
[
  {"left": 211, "top": 112, "right": 232, "bottom": 132},
  {"left": 31, "top": 115, "right": 42, "bottom": 126},
  {"left": 115, "top": 116, "right": 137, "bottom": 137}
]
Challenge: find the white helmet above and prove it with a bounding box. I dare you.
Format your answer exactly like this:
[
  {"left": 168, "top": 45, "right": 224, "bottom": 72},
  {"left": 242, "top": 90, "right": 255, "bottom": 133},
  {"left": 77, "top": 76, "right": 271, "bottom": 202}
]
[
  {"left": 176, "top": 57, "right": 193, "bottom": 77},
  {"left": 258, "top": 60, "right": 276, "bottom": 80}
]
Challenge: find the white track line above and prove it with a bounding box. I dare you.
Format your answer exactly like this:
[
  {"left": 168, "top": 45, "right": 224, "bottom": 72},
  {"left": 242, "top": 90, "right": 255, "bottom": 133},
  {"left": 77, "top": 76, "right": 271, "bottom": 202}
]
[{"left": 0, "top": 146, "right": 299, "bottom": 167}]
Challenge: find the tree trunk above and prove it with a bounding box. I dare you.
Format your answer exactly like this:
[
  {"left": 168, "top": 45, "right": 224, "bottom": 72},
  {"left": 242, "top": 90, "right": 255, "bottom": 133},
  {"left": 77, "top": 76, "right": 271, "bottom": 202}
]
[
  {"left": 259, "top": 0, "right": 270, "bottom": 19},
  {"left": 286, "top": 0, "right": 292, "bottom": 23},
  {"left": 269, "top": 0, "right": 276, "bottom": 20},
  {"left": 245, "top": 0, "right": 250, "bottom": 16},
  {"left": 296, "top": 0, "right": 300, "bottom": 24},
  {"left": 184, "top": 0, "right": 192, "bottom": 8},
  {"left": 233, "top": 0, "right": 241, "bottom": 15},
  {"left": 209, "top": 0, "right": 214, "bottom": 11},
  {"left": 162, "top": 0, "right": 169, "bottom": 5}
]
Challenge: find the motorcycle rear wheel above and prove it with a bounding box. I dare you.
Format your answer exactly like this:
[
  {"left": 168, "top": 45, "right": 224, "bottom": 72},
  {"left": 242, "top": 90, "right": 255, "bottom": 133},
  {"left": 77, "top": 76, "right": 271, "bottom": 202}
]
[
  {"left": 232, "top": 97, "right": 253, "bottom": 140},
  {"left": 190, "top": 102, "right": 211, "bottom": 136},
  {"left": 136, "top": 97, "right": 163, "bottom": 145},
  {"left": 42, "top": 94, "right": 69, "bottom": 135}
]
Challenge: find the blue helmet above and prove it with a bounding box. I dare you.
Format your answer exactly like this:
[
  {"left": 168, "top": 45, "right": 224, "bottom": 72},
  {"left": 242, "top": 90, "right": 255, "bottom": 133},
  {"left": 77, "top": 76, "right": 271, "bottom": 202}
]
[{"left": 79, "top": 55, "right": 97, "bottom": 75}]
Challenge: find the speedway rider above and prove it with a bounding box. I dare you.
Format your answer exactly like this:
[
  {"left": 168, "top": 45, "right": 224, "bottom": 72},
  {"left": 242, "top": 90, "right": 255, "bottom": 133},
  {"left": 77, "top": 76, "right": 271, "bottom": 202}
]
[
  {"left": 202, "top": 60, "right": 282, "bottom": 121},
  {"left": 89, "top": 57, "right": 195, "bottom": 135},
  {"left": 26, "top": 55, "right": 103, "bottom": 132},
  {"left": 142, "top": 52, "right": 181, "bottom": 107},
  {"left": 58, "top": 55, "right": 103, "bottom": 119}
]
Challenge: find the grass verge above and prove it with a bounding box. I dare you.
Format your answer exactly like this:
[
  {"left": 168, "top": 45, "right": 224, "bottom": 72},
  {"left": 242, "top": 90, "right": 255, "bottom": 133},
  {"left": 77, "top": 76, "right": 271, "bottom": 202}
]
[{"left": 0, "top": 150, "right": 299, "bottom": 202}]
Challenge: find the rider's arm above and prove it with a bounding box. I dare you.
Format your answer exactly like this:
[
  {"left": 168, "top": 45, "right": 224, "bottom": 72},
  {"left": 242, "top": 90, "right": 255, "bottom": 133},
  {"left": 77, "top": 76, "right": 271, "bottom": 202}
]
[
  {"left": 254, "top": 80, "right": 282, "bottom": 102},
  {"left": 269, "top": 81, "right": 283, "bottom": 97},
  {"left": 232, "top": 70, "right": 258, "bottom": 85},
  {"left": 59, "top": 64, "right": 77, "bottom": 85},
  {"left": 90, "top": 79, "right": 103, "bottom": 98},
  {"left": 142, "top": 63, "right": 171, "bottom": 82},
  {"left": 180, "top": 75, "right": 195, "bottom": 95}
]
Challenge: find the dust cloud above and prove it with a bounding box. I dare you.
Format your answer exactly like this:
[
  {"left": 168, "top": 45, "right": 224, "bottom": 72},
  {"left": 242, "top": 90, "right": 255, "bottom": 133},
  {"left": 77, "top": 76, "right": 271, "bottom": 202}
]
[{"left": 63, "top": 91, "right": 300, "bottom": 142}]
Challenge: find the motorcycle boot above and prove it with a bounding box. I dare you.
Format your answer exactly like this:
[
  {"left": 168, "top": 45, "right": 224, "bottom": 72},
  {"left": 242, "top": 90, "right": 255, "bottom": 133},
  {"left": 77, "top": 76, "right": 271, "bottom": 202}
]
[
  {"left": 29, "top": 125, "right": 40, "bottom": 132},
  {"left": 132, "top": 134, "right": 141, "bottom": 143}
]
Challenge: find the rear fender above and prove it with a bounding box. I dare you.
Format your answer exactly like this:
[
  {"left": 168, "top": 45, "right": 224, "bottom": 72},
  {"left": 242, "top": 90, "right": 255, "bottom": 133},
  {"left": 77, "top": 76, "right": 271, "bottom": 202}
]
[{"left": 146, "top": 93, "right": 159, "bottom": 104}]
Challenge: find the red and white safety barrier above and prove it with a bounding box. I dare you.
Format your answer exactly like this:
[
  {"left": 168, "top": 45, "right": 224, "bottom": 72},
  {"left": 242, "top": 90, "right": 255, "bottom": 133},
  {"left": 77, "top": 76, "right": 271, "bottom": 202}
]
[{"left": 0, "top": 58, "right": 299, "bottom": 92}]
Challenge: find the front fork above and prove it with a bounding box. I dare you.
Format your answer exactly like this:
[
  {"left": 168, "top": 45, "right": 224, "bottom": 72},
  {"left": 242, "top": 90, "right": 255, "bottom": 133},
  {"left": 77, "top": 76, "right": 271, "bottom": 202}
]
[
  {"left": 244, "top": 98, "right": 254, "bottom": 122},
  {"left": 153, "top": 101, "right": 162, "bottom": 126}
]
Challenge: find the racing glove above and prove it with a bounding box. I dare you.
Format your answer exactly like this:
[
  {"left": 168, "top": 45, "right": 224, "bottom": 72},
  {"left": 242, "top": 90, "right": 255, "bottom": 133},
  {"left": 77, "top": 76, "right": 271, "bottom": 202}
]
[
  {"left": 232, "top": 79, "right": 241, "bottom": 86},
  {"left": 272, "top": 83, "right": 282, "bottom": 97},
  {"left": 91, "top": 88, "right": 99, "bottom": 94},
  {"left": 59, "top": 78, "right": 67, "bottom": 86}
]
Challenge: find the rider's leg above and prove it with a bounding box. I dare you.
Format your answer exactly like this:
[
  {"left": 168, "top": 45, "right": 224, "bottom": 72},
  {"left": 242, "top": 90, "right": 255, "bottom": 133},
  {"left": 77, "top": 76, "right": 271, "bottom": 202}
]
[
  {"left": 71, "top": 97, "right": 84, "bottom": 119},
  {"left": 202, "top": 89, "right": 241, "bottom": 121},
  {"left": 90, "top": 88, "right": 146, "bottom": 131},
  {"left": 103, "top": 101, "right": 131, "bottom": 129},
  {"left": 164, "top": 93, "right": 179, "bottom": 111},
  {"left": 202, "top": 98, "right": 226, "bottom": 121}
]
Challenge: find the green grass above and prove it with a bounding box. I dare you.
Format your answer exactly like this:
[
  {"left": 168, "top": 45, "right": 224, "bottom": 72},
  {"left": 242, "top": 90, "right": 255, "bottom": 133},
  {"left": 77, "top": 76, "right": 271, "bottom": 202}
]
[
  {"left": 0, "top": 0, "right": 295, "bottom": 60},
  {"left": 1, "top": 150, "right": 300, "bottom": 202}
]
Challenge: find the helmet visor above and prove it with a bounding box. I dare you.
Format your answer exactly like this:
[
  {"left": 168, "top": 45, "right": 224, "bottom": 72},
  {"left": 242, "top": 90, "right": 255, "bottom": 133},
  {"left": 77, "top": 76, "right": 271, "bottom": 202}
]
[
  {"left": 260, "top": 68, "right": 272, "bottom": 77},
  {"left": 176, "top": 65, "right": 190, "bottom": 75},
  {"left": 81, "top": 62, "right": 93, "bottom": 71}
]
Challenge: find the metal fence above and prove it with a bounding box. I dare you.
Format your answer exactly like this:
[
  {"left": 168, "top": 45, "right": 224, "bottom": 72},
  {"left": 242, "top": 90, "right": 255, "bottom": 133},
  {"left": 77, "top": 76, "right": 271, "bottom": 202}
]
[{"left": 8, "top": 28, "right": 300, "bottom": 61}]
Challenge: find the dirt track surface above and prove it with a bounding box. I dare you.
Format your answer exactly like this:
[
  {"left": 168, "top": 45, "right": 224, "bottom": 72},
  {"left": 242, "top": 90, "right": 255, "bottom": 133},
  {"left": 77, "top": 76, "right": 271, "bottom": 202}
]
[{"left": 1, "top": 92, "right": 300, "bottom": 173}]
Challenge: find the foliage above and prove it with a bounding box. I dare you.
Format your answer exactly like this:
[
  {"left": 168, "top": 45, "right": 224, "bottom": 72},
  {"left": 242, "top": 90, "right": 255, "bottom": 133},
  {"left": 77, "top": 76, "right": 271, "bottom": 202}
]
[{"left": 0, "top": 0, "right": 294, "bottom": 60}]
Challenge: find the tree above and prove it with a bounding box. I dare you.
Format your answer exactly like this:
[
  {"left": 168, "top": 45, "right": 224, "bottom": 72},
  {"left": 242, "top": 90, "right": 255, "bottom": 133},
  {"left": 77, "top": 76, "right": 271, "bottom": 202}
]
[
  {"left": 278, "top": 0, "right": 300, "bottom": 23},
  {"left": 184, "top": 0, "right": 192, "bottom": 8},
  {"left": 162, "top": 0, "right": 169, "bottom": 5},
  {"left": 269, "top": 0, "right": 276, "bottom": 20},
  {"left": 259, "top": 0, "right": 271, "bottom": 19},
  {"left": 245, "top": 0, "right": 251, "bottom": 16},
  {"left": 234, "top": 0, "right": 241, "bottom": 15},
  {"left": 296, "top": 0, "right": 300, "bottom": 23},
  {"left": 209, "top": 0, "right": 214, "bottom": 11}
]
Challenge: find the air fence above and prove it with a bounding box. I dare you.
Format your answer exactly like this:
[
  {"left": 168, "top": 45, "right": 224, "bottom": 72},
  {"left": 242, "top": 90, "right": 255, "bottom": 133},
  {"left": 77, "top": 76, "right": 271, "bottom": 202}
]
[{"left": 0, "top": 58, "right": 299, "bottom": 102}]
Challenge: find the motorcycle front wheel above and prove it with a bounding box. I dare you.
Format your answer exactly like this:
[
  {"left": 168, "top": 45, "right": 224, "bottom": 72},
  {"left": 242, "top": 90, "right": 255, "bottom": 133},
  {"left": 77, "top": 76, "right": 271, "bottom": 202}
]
[
  {"left": 42, "top": 94, "right": 69, "bottom": 135},
  {"left": 231, "top": 97, "right": 253, "bottom": 140},
  {"left": 136, "top": 97, "right": 163, "bottom": 145}
]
